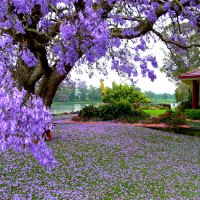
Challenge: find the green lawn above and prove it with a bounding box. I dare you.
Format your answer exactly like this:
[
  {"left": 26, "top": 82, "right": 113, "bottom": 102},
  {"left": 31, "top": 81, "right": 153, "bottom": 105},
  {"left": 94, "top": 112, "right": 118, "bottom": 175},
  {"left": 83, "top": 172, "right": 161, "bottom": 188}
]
[{"left": 143, "top": 109, "right": 167, "bottom": 117}]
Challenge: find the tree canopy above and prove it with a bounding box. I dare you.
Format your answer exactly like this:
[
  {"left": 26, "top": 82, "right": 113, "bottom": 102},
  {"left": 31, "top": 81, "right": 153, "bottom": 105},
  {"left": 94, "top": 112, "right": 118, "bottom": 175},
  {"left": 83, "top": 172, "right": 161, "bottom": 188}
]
[
  {"left": 160, "top": 22, "right": 200, "bottom": 102},
  {"left": 1, "top": 0, "right": 200, "bottom": 166},
  {"left": 161, "top": 23, "right": 200, "bottom": 82}
]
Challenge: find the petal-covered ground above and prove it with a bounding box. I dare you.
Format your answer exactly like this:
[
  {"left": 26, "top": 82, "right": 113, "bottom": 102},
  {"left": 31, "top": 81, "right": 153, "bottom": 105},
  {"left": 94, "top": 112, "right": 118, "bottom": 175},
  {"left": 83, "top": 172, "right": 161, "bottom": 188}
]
[{"left": 0, "top": 121, "right": 200, "bottom": 199}]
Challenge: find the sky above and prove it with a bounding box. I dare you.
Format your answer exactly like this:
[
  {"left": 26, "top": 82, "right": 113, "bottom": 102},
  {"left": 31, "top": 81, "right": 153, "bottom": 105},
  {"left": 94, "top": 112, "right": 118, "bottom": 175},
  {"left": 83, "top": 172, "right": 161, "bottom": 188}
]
[
  {"left": 71, "top": 62, "right": 177, "bottom": 94},
  {"left": 72, "top": 42, "right": 177, "bottom": 94},
  {"left": 82, "top": 68, "right": 176, "bottom": 94},
  {"left": 136, "top": 69, "right": 176, "bottom": 94}
]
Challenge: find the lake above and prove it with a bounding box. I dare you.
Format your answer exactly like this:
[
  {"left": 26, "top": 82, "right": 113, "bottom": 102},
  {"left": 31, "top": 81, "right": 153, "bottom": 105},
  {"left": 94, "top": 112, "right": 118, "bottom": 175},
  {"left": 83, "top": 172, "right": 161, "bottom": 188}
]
[
  {"left": 51, "top": 102, "right": 178, "bottom": 114},
  {"left": 51, "top": 102, "right": 101, "bottom": 114}
]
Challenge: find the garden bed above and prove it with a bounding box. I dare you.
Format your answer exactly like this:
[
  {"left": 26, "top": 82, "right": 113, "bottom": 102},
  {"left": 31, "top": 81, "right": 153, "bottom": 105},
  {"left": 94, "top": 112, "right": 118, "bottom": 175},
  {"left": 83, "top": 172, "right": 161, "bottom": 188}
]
[
  {"left": 52, "top": 115, "right": 200, "bottom": 137},
  {"left": 133, "top": 123, "right": 200, "bottom": 136}
]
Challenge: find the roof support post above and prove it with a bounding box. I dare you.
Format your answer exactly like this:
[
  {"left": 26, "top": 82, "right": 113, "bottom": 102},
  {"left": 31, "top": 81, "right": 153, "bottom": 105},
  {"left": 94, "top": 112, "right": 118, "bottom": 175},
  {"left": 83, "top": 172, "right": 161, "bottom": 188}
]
[{"left": 192, "top": 80, "right": 199, "bottom": 109}]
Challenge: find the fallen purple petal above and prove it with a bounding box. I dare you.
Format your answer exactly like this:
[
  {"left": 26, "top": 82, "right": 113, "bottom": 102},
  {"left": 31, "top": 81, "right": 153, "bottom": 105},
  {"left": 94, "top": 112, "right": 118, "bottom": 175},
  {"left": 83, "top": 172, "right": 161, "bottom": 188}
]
[{"left": 0, "top": 119, "right": 199, "bottom": 199}]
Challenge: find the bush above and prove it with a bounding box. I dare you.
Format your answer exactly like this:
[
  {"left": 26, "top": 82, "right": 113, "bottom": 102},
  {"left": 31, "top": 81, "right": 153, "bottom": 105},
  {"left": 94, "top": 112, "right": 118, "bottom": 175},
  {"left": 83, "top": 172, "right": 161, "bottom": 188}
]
[
  {"left": 159, "top": 103, "right": 171, "bottom": 109},
  {"left": 79, "top": 105, "right": 100, "bottom": 119},
  {"left": 98, "top": 103, "right": 118, "bottom": 120},
  {"left": 159, "top": 109, "right": 186, "bottom": 125},
  {"left": 102, "top": 82, "right": 150, "bottom": 104},
  {"left": 177, "top": 101, "right": 192, "bottom": 112},
  {"left": 78, "top": 101, "right": 150, "bottom": 122},
  {"left": 131, "top": 108, "right": 150, "bottom": 119},
  {"left": 116, "top": 100, "right": 133, "bottom": 116},
  {"left": 98, "top": 101, "right": 133, "bottom": 120},
  {"left": 185, "top": 109, "right": 200, "bottom": 120},
  {"left": 177, "top": 93, "right": 192, "bottom": 112}
]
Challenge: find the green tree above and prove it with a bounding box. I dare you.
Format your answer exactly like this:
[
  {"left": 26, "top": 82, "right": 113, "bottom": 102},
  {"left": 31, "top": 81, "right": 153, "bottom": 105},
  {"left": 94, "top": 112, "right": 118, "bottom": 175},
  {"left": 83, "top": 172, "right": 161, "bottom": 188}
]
[
  {"left": 144, "top": 91, "right": 155, "bottom": 99},
  {"left": 53, "top": 86, "right": 69, "bottom": 102},
  {"left": 68, "top": 89, "right": 78, "bottom": 101},
  {"left": 160, "top": 23, "right": 200, "bottom": 103},
  {"left": 87, "top": 85, "right": 102, "bottom": 101},
  {"left": 161, "top": 23, "right": 200, "bottom": 82},
  {"left": 75, "top": 81, "right": 87, "bottom": 101},
  {"left": 175, "top": 82, "right": 190, "bottom": 103},
  {"left": 144, "top": 91, "right": 175, "bottom": 103},
  {"left": 102, "top": 82, "right": 150, "bottom": 104},
  {"left": 53, "top": 83, "right": 102, "bottom": 102}
]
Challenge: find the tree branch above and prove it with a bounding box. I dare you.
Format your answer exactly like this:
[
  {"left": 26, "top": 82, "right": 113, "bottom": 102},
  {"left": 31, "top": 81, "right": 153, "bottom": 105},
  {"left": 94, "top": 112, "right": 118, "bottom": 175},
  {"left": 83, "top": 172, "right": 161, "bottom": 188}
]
[
  {"left": 152, "top": 28, "right": 200, "bottom": 49},
  {"left": 26, "top": 28, "right": 50, "bottom": 43},
  {"left": 111, "top": 20, "right": 153, "bottom": 39},
  {"left": 110, "top": 0, "right": 199, "bottom": 45}
]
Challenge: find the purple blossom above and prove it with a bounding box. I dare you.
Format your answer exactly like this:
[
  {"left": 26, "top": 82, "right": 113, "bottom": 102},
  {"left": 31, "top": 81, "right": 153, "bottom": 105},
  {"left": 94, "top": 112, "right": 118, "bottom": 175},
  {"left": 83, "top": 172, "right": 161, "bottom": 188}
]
[
  {"left": 147, "top": 69, "right": 156, "bottom": 81},
  {"left": 60, "top": 23, "right": 77, "bottom": 40},
  {"left": 20, "top": 49, "right": 37, "bottom": 67},
  {"left": 147, "top": 11, "right": 157, "bottom": 23},
  {"left": 163, "top": 2, "right": 171, "bottom": 11},
  {"left": 0, "top": 63, "right": 56, "bottom": 167}
]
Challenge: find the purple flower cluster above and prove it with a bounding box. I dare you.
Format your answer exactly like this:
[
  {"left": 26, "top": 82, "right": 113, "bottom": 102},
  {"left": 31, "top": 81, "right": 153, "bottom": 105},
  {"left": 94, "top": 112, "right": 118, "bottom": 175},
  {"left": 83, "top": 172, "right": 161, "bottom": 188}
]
[
  {"left": 0, "top": 0, "right": 199, "bottom": 80},
  {"left": 20, "top": 48, "right": 37, "bottom": 67},
  {"left": 0, "top": 63, "right": 56, "bottom": 167}
]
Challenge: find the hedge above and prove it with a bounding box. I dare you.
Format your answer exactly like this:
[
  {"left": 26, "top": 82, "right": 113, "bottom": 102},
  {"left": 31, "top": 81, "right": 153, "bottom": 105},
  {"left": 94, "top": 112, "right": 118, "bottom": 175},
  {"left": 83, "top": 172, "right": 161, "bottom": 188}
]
[{"left": 185, "top": 109, "right": 200, "bottom": 120}]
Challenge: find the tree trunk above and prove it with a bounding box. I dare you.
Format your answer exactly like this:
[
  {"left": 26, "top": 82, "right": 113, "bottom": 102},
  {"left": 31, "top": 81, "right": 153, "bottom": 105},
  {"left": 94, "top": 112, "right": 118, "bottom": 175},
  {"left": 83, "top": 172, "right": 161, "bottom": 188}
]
[{"left": 37, "top": 70, "right": 67, "bottom": 108}]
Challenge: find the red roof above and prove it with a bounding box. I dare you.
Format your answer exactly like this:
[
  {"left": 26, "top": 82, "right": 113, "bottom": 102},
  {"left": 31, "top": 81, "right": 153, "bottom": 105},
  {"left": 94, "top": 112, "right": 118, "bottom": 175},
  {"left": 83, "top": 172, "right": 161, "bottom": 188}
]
[{"left": 179, "top": 69, "right": 200, "bottom": 79}]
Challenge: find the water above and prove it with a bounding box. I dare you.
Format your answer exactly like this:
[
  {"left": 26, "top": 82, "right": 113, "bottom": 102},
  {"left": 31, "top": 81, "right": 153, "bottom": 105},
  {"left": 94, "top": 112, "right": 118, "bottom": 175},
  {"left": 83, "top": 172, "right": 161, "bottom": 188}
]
[
  {"left": 51, "top": 102, "right": 100, "bottom": 114},
  {"left": 51, "top": 102, "right": 178, "bottom": 115},
  {"left": 171, "top": 103, "right": 178, "bottom": 108}
]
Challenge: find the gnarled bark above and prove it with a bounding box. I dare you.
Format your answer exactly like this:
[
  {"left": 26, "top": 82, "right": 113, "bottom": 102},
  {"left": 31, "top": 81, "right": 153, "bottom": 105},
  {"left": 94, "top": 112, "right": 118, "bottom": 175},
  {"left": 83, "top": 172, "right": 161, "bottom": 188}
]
[{"left": 36, "top": 70, "right": 67, "bottom": 108}]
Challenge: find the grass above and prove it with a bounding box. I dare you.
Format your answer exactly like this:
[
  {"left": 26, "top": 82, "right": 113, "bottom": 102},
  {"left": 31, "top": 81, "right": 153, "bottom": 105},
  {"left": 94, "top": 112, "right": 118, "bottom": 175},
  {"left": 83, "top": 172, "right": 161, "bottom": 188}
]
[
  {"left": 143, "top": 109, "right": 167, "bottom": 117},
  {"left": 0, "top": 119, "right": 199, "bottom": 199}
]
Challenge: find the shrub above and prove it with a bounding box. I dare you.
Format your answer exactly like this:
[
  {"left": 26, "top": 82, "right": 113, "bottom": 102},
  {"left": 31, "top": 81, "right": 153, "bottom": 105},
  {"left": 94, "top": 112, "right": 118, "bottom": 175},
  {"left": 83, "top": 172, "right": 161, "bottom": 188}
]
[
  {"left": 132, "top": 108, "right": 150, "bottom": 119},
  {"left": 98, "top": 100, "right": 133, "bottom": 120},
  {"left": 177, "top": 93, "right": 192, "bottom": 112},
  {"left": 116, "top": 100, "right": 133, "bottom": 116},
  {"left": 159, "top": 109, "right": 186, "bottom": 125},
  {"left": 185, "top": 109, "right": 200, "bottom": 120},
  {"left": 78, "top": 101, "right": 150, "bottom": 122},
  {"left": 79, "top": 105, "right": 100, "bottom": 119},
  {"left": 159, "top": 103, "right": 171, "bottom": 109},
  {"left": 98, "top": 103, "right": 118, "bottom": 120},
  {"left": 159, "top": 110, "right": 173, "bottom": 123},
  {"left": 177, "top": 101, "right": 192, "bottom": 112},
  {"left": 102, "top": 82, "right": 150, "bottom": 104}
]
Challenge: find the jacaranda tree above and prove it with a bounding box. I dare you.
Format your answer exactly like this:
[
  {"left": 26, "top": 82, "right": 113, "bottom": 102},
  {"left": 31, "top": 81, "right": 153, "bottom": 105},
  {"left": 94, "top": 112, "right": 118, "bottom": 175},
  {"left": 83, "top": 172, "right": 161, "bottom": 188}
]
[{"left": 0, "top": 0, "right": 200, "bottom": 166}]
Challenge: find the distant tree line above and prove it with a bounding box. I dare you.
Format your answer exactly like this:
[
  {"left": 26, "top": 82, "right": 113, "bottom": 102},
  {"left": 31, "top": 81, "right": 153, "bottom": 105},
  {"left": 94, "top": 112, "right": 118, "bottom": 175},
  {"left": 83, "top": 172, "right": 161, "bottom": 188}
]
[
  {"left": 53, "top": 84, "right": 102, "bottom": 102},
  {"left": 54, "top": 81, "right": 175, "bottom": 104},
  {"left": 144, "top": 91, "right": 175, "bottom": 103}
]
